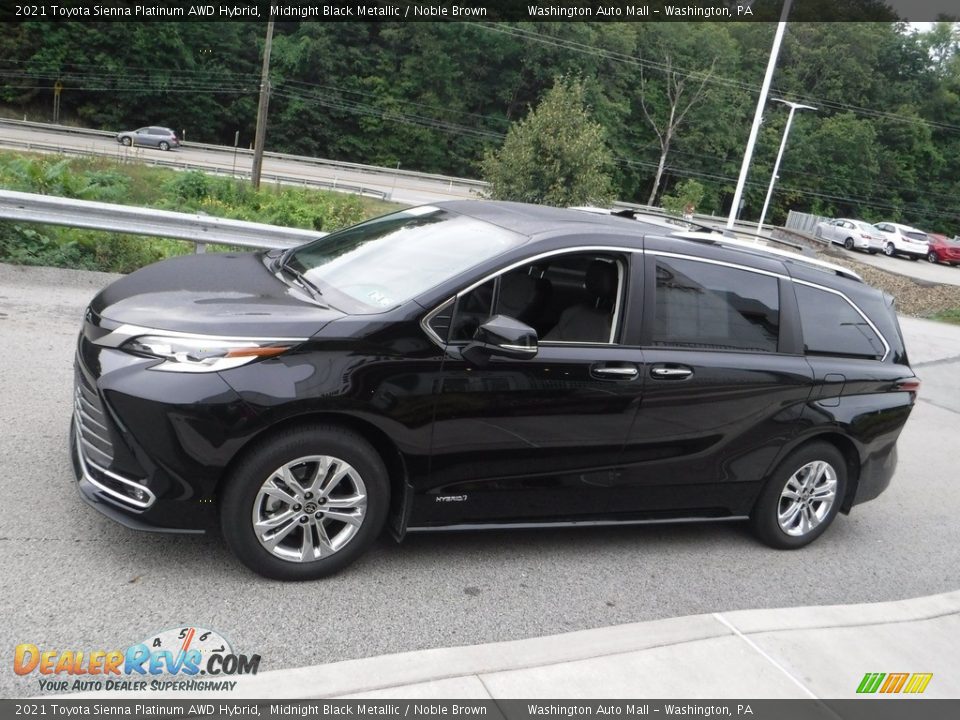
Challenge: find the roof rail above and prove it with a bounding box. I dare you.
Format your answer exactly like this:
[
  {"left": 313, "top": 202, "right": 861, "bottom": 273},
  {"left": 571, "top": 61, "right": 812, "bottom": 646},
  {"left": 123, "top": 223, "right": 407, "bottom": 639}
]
[{"left": 670, "top": 230, "right": 863, "bottom": 283}]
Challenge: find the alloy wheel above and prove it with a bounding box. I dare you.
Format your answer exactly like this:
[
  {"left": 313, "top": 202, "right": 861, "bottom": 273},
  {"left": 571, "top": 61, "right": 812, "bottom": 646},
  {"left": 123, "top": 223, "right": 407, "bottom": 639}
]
[
  {"left": 251, "top": 455, "right": 367, "bottom": 563},
  {"left": 777, "top": 460, "right": 838, "bottom": 537}
]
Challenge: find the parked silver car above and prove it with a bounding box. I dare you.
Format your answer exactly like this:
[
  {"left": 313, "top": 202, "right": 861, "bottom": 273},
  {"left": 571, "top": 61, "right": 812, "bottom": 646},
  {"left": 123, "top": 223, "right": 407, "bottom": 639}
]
[
  {"left": 115, "top": 126, "right": 180, "bottom": 151},
  {"left": 814, "top": 218, "right": 884, "bottom": 253}
]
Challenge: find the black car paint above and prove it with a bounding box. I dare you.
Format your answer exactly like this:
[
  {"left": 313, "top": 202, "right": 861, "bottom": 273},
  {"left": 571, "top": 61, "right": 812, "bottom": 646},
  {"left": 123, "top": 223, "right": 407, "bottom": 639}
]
[{"left": 71, "top": 202, "right": 916, "bottom": 541}]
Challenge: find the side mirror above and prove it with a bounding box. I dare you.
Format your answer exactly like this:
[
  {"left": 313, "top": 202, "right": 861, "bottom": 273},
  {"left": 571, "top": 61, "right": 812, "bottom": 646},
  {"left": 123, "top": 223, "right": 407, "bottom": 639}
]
[{"left": 462, "top": 315, "right": 538, "bottom": 365}]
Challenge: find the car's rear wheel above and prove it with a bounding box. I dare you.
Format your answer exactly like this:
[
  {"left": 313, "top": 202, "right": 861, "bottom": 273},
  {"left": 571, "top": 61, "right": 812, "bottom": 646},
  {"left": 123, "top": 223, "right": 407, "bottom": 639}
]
[
  {"left": 158, "top": 141, "right": 170, "bottom": 151},
  {"left": 843, "top": 238, "right": 854, "bottom": 250},
  {"left": 220, "top": 425, "right": 389, "bottom": 580},
  {"left": 121, "top": 136, "right": 132, "bottom": 147},
  {"left": 884, "top": 243, "right": 895, "bottom": 257},
  {"left": 927, "top": 252, "right": 938, "bottom": 264},
  {"left": 750, "top": 442, "right": 847, "bottom": 549}
]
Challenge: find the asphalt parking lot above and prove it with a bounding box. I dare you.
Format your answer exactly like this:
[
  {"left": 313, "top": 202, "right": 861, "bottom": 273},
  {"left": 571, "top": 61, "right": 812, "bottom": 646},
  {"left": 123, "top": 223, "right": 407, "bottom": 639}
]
[
  {"left": 832, "top": 245, "right": 960, "bottom": 286},
  {"left": 1, "top": 262, "right": 958, "bottom": 698}
]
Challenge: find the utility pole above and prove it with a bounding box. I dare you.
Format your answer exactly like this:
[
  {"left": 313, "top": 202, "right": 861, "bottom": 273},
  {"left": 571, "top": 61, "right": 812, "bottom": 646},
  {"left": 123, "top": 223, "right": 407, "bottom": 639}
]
[
  {"left": 726, "top": 0, "right": 793, "bottom": 230},
  {"left": 251, "top": 16, "right": 275, "bottom": 190}
]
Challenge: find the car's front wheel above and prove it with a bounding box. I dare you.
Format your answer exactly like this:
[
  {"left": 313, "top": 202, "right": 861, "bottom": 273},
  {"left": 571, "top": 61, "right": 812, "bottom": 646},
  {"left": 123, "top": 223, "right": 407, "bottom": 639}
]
[
  {"left": 120, "top": 136, "right": 132, "bottom": 147},
  {"left": 927, "top": 252, "right": 938, "bottom": 264},
  {"left": 750, "top": 442, "right": 847, "bottom": 549},
  {"left": 884, "top": 243, "right": 896, "bottom": 257},
  {"left": 220, "top": 425, "right": 389, "bottom": 580}
]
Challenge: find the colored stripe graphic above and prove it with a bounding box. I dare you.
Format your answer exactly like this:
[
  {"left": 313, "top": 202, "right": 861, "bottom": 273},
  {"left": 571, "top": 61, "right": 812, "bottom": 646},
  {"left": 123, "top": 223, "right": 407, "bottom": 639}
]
[
  {"left": 903, "top": 673, "right": 933, "bottom": 694},
  {"left": 880, "top": 673, "right": 909, "bottom": 693},
  {"left": 857, "top": 673, "right": 885, "bottom": 693},
  {"left": 857, "top": 672, "right": 933, "bottom": 694}
]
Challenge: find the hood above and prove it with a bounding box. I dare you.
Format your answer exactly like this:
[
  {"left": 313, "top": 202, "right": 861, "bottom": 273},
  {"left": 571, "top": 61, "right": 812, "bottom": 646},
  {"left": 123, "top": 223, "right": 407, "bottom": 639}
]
[{"left": 91, "top": 252, "right": 344, "bottom": 337}]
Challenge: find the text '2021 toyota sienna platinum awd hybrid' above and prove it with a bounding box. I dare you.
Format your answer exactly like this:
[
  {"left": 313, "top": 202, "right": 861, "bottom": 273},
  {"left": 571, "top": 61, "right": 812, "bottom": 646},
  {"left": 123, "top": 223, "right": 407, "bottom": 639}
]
[{"left": 71, "top": 202, "right": 919, "bottom": 580}]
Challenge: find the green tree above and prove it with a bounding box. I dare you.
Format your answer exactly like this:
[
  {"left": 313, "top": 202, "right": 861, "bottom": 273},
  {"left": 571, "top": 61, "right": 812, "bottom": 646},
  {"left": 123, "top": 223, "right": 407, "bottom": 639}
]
[
  {"left": 661, "top": 179, "right": 706, "bottom": 216},
  {"left": 480, "top": 77, "right": 614, "bottom": 206}
]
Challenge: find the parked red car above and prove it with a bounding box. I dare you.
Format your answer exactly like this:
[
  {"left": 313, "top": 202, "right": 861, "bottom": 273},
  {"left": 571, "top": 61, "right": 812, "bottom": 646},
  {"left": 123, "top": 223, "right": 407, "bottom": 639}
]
[{"left": 926, "top": 234, "right": 960, "bottom": 266}]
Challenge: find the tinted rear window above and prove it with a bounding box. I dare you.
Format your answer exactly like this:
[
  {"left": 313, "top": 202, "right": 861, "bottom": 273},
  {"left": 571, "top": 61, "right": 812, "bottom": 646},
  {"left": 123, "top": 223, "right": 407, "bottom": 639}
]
[
  {"left": 905, "top": 231, "right": 928, "bottom": 242},
  {"left": 653, "top": 258, "right": 780, "bottom": 352},
  {"left": 795, "top": 284, "right": 885, "bottom": 359}
]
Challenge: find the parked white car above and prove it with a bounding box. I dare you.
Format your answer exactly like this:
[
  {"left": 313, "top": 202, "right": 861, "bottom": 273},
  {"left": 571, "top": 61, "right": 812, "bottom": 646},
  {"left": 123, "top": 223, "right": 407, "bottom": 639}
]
[
  {"left": 873, "top": 222, "right": 930, "bottom": 261},
  {"left": 814, "top": 218, "right": 885, "bottom": 253}
]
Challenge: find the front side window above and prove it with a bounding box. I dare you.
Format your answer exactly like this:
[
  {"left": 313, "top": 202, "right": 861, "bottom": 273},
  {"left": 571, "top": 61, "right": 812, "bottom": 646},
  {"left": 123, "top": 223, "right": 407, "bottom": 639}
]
[
  {"left": 287, "top": 207, "right": 524, "bottom": 312},
  {"left": 653, "top": 257, "right": 780, "bottom": 353},
  {"left": 795, "top": 284, "right": 885, "bottom": 359},
  {"left": 448, "top": 252, "right": 626, "bottom": 345}
]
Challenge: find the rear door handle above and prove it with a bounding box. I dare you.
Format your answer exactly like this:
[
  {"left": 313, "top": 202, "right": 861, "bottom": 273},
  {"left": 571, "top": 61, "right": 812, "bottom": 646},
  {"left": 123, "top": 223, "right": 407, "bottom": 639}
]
[
  {"left": 651, "top": 365, "right": 693, "bottom": 380},
  {"left": 591, "top": 363, "right": 639, "bottom": 380}
]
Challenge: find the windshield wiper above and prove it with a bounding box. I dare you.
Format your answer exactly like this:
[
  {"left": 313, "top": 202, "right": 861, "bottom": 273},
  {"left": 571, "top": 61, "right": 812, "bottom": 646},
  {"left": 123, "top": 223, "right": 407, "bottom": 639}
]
[{"left": 277, "top": 260, "right": 324, "bottom": 302}]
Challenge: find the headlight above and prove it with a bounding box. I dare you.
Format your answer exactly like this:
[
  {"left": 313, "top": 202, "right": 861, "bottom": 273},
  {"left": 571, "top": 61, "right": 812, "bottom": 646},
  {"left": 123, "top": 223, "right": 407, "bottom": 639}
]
[{"left": 121, "top": 335, "right": 298, "bottom": 373}]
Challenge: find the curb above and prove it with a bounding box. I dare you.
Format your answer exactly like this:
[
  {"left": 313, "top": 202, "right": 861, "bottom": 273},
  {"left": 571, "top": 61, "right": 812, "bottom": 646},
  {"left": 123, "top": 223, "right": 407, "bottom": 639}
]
[{"left": 58, "top": 589, "right": 960, "bottom": 699}]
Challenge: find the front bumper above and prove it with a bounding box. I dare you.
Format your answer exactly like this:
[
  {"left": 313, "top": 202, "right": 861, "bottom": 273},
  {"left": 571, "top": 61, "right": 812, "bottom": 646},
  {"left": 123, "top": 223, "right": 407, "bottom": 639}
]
[
  {"left": 69, "top": 337, "right": 250, "bottom": 534},
  {"left": 70, "top": 426, "right": 204, "bottom": 534}
]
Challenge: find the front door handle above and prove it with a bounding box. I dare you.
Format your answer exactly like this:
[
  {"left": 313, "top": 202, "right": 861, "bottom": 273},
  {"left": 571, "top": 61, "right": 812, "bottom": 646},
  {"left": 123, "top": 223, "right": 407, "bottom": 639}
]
[
  {"left": 651, "top": 365, "right": 693, "bottom": 380},
  {"left": 591, "top": 363, "right": 639, "bottom": 380}
]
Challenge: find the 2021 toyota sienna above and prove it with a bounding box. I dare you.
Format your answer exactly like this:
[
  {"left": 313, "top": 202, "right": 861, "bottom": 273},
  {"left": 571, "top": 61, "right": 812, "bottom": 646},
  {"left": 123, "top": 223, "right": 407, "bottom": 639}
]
[{"left": 71, "top": 202, "right": 918, "bottom": 580}]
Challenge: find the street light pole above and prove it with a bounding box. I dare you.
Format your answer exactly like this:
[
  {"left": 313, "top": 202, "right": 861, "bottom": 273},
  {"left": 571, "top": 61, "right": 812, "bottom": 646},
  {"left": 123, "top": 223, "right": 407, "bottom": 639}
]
[
  {"left": 757, "top": 100, "right": 816, "bottom": 235},
  {"left": 726, "top": 0, "right": 793, "bottom": 230}
]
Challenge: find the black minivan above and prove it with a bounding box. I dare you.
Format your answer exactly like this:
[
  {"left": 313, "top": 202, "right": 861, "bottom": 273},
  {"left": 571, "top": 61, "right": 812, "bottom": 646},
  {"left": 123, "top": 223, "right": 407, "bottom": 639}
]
[{"left": 71, "top": 202, "right": 919, "bottom": 579}]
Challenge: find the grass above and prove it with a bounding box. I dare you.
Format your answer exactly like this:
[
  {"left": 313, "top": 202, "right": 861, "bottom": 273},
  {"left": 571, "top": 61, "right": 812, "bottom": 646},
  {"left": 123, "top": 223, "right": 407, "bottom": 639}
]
[
  {"left": 930, "top": 308, "right": 960, "bottom": 325},
  {"left": 0, "top": 151, "right": 405, "bottom": 273}
]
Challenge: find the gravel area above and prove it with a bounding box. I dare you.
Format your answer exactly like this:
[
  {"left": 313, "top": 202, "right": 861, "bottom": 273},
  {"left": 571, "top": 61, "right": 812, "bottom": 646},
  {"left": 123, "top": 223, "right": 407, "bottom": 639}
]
[
  {"left": 771, "top": 228, "right": 960, "bottom": 318},
  {"left": 816, "top": 247, "right": 960, "bottom": 317}
]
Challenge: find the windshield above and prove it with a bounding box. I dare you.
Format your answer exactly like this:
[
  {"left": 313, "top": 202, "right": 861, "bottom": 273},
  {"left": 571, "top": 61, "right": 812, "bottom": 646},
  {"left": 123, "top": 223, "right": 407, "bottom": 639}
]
[{"left": 285, "top": 207, "right": 524, "bottom": 311}]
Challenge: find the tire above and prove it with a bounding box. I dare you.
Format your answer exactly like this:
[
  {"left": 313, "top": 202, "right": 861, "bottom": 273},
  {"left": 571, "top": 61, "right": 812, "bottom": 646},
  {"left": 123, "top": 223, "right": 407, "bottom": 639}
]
[
  {"left": 121, "top": 136, "right": 132, "bottom": 147},
  {"left": 843, "top": 237, "right": 854, "bottom": 251},
  {"left": 927, "top": 252, "right": 938, "bottom": 264},
  {"left": 884, "top": 243, "right": 895, "bottom": 257},
  {"left": 220, "top": 425, "right": 389, "bottom": 580},
  {"left": 158, "top": 141, "right": 170, "bottom": 151},
  {"left": 750, "top": 441, "right": 847, "bottom": 550}
]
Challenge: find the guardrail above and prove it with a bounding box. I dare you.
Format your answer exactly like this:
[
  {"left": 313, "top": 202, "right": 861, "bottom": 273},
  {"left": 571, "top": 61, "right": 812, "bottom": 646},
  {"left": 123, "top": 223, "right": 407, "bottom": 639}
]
[
  {"left": 0, "top": 189, "right": 323, "bottom": 251},
  {"left": 0, "top": 117, "right": 487, "bottom": 194}
]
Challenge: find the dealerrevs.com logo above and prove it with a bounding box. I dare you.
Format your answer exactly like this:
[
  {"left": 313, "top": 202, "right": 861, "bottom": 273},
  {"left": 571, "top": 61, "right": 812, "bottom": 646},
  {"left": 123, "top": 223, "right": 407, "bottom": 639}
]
[{"left": 15, "top": 626, "right": 261, "bottom": 693}]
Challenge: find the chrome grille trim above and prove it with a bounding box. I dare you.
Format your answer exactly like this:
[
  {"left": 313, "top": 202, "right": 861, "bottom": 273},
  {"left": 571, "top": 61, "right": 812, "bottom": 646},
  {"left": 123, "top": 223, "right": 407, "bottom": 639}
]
[{"left": 73, "top": 363, "right": 156, "bottom": 510}]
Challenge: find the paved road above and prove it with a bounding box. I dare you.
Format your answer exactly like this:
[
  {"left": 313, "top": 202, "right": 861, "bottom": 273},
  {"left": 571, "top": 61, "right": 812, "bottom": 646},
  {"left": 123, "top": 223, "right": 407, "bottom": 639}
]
[
  {"left": 1, "top": 263, "right": 958, "bottom": 698},
  {"left": 823, "top": 243, "right": 960, "bottom": 287},
  {"left": 0, "top": 122, "right": 479, "bottom": 206}
]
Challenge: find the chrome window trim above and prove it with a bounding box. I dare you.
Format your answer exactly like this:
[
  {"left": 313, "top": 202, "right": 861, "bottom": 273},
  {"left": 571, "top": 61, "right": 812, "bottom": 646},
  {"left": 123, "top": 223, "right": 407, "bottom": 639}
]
[
  {"left": 420, "top": 296, "right": 456, "bottom": 348},
  {"left": 418, "top": 244, "right": 889, "bottom": 361},
  {"left": 792, "top": 279, "right": 891, "bottom": 361},
  {"left": 421, "top": 245, "right": 639, "bottom": 351},
  {"left": 647, "top": 250, "right": 788, "bottom": 280},
  {"left": 94, "top": 323, "right": 308, "bottom": 349}
]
